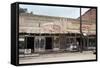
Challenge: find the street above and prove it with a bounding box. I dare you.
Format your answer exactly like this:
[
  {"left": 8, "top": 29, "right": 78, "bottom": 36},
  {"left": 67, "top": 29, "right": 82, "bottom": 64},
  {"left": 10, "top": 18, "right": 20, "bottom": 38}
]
[{"left": 19, "top": 51, "right": 96, "bottom": 64}]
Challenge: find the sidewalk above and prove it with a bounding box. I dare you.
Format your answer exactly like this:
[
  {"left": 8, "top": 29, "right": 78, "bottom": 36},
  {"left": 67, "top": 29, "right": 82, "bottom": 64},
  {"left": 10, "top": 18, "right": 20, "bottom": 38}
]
[{"left": 19, "top": 51, "right": 96, "bottom": 64}]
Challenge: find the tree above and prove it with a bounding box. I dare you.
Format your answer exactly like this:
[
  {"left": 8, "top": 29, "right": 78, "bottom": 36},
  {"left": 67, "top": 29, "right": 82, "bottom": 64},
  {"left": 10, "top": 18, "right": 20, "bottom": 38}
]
[{"left": 19, "top": 7, "right": 27, "bottom": 14}]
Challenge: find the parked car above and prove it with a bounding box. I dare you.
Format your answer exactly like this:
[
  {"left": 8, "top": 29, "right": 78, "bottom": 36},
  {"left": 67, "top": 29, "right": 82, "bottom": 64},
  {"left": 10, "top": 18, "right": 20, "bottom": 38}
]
[{"left": 68, "top": 43, "right": 79, "bottom": 51}]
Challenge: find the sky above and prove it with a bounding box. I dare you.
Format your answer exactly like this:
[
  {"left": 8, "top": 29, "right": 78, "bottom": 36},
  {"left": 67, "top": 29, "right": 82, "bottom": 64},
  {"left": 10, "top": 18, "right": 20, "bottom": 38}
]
[{"left": 19, "top": 4, "right": 90, "bottom": 19}]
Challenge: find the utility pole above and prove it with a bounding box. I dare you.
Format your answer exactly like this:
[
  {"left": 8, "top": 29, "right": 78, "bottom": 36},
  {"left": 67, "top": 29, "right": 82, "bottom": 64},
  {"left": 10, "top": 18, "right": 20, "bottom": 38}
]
[{"left": 80, "top": 8, "right": 83, "bottom": 53}]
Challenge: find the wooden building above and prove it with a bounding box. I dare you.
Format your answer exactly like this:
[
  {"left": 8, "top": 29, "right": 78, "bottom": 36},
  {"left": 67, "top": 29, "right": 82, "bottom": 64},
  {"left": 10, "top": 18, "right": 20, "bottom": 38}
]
[{"left": 19, "top": 8, "right": 96, "bottom": 54}]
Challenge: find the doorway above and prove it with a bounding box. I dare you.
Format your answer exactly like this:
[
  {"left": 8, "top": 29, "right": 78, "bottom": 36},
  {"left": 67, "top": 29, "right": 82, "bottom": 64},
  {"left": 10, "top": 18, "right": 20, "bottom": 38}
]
[
  {"left": 26, "top": 37, "right": 34, "bottom": 52},
  {"left": 34, "top": 36, "right": 45, "bottom": 52},
  {"left": 45, "top": 37, "right": 53, "bottom": 50}
]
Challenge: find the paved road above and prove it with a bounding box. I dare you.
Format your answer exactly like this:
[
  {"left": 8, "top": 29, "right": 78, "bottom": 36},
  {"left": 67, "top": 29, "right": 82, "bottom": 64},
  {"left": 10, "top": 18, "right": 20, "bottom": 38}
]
[{"left": 19, "top": 51, "right": 96, "bottom": 64}]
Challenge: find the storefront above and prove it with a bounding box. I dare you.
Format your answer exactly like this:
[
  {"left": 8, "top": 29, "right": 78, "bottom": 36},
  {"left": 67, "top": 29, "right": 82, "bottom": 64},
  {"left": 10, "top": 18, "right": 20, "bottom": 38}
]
[
  {"left": 19, "top": 32, "right": 96, "bottom": 55},
  {"left": 19, "top": 8, "right": 96, "bottom": 55}
]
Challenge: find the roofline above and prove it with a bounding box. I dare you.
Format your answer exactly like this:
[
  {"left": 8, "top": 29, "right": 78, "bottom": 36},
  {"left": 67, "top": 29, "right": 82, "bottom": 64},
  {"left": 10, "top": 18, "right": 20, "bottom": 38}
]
[{"left": 19, "top": 13, "right": 80, "bottom": 21}]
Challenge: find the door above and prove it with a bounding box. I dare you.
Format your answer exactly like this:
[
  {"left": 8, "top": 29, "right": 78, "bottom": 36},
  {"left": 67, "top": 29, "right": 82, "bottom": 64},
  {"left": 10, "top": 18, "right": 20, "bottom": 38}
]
[
  {"left": 26, "top": 37, "right": 34, "bottom": 53},
  {"left": 45, "top": 37, "right": 52, "bottom": 50},
  {"left": 88, "top": 38, "right": 96, "bottom": 50},
  {"left": 59, "top": 35, "right": 66, "bottom": 50},
  {"left": 34, "top": 36, "right": 45, "bottom": 52}
]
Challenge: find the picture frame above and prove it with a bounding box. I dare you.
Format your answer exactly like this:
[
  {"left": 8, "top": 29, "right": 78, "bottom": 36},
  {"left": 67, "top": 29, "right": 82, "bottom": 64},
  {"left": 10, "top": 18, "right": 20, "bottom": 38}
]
[{"left": 11, "top": 2, "right": 97, "bottom": 66}]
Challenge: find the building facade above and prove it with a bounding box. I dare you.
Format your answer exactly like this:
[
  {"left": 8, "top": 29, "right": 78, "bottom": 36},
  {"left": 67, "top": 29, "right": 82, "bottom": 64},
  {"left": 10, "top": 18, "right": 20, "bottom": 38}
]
[{"left": 19, "top": 8, "right": 96, "bottom": 54}]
